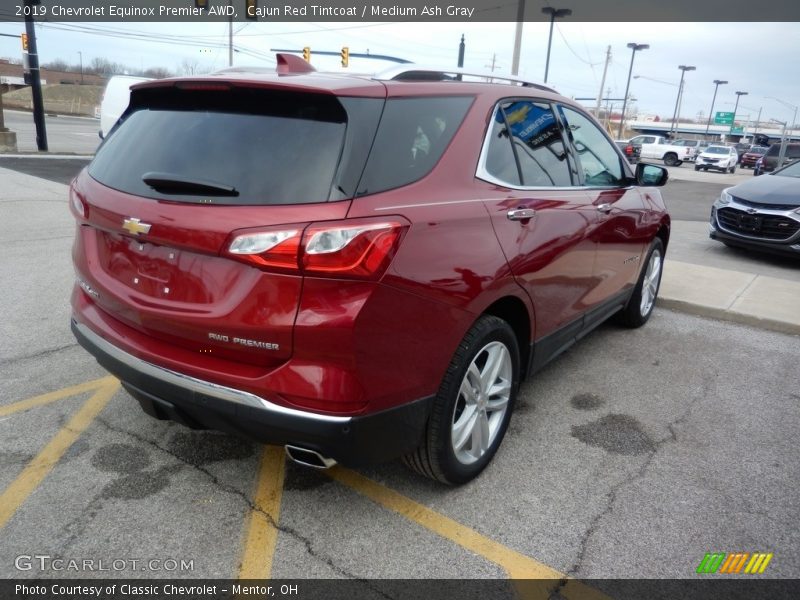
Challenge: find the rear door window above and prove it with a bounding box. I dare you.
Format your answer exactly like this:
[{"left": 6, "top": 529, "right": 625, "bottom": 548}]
[
  {"left": 481, "top": 100, "right": 574, "bottom": 188},
  {"left": 89, "top": 88, "right": 355, "bottom": 205}
]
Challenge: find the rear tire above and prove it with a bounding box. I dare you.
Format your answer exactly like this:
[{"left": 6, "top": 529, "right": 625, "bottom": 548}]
[
  {"left": 664, "top": 153, "right": 679, "bottom": 167},
  {"left": 403, "top": 315, "right": 520, "bottom": 485},
  {"left": 616, "top": 238, "right": 664, "bottom": 329}
]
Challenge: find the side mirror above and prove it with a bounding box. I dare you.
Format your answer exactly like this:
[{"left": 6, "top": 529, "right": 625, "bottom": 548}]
[{"left": 635, "top": 163, "right": 668, "bottom": 187}]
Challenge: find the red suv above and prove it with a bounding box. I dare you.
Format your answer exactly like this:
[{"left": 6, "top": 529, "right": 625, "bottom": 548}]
[{"left": 71, "top": 56, "right": 670, "bottom": 484}]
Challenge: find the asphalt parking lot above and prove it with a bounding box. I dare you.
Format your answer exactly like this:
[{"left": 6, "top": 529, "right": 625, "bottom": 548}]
[{"left": 1, "top": 161, "right": 799, "bottom": 595}]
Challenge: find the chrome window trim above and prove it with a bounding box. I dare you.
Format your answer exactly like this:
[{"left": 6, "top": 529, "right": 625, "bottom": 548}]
[
  {"left": 75, "top": 322, "right": 352, "bottom": 424},
  {"left": 475, "top": 102, "right": 632, "bottom": 192}
]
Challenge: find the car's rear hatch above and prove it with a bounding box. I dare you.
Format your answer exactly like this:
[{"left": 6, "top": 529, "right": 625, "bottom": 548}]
[{"left": 72, "top": 77, "right": 385, "bottom": 367}]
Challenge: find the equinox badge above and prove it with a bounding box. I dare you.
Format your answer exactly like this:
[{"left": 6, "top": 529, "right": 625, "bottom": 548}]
[{"left": 123, "top": 217, "right": 152, "bottom": 236}]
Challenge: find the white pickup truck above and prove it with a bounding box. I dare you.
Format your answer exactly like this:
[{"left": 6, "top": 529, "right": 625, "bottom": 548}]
[{"left": 626, "top": 135, "right": 695, "bottom": 166}]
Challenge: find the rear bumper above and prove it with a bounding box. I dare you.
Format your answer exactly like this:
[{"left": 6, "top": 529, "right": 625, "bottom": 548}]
[{"left": 72, "top": 319, "right": 433, "bottom": 466}]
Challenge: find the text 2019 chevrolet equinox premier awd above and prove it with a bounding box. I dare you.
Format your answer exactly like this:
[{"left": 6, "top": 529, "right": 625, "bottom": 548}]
[{"left": 71, "top": 56, "right": 670, "bottom": 484}]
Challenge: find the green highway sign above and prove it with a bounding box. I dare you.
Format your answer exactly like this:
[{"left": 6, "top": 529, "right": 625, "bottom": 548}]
[
  {"left": 730, "top": 126, "right": 744, "bottom": 134},
  {"left": 715, "top": 112, "right": 734, "bottom": 125}
]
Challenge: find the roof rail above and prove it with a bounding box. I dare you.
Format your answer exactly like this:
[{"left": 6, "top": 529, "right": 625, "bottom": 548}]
[{"left": 373, "top": 65, "right": 557, "bottom": 93}]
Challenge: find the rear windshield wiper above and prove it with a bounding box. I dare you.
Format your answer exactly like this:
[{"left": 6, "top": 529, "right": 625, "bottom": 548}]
[{"left": 142, "top": 172, "right": 239, "bottom": 196}]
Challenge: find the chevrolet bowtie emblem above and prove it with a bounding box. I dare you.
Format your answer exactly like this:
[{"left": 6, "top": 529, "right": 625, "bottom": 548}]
[{"left": 122, "top": 218, "right": 152, "bottom": 236}]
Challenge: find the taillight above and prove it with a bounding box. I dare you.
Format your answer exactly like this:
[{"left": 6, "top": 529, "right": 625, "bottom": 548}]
[
  {"left": 228, "top": 227, "right": 303, "bottom": 272},
  {"left": 225, "top": 217, "right": 409, "bottom": 280},
  {"left": 69, "top": 185, "right": 87, "bottom": 219}
]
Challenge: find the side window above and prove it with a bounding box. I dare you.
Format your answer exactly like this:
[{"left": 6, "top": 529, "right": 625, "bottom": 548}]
[
  {"left": 629, "top": 135, "right": 654, "bottom": 145},
  {"left": 558, "top": 105, "right": 625, "bottom": 187},
  {"left": 484, "top": 114, "right": 521, "bottom": 186},
  {"left": 357, "top": 96, "right": 473, "bottom": 196},
  {"left": 483, "top": 101, "right": 573, "bottom": 187}
]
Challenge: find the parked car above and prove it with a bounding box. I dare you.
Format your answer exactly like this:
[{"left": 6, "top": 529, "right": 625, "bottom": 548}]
[
  {"left": 70, "top": 56, "right": 671, "bottom": 485},
  {"left": 695, "top": 145, "right": 739, "bottom": 173},
  {"left": 627, "top": 134, "right": 693, "bottom": 166},
  {"left": 754, "top": 143, "right": 800, "bottom": 176},
  {"left": 733, "top": 142, "right": 752, "bottom": 161},
  {"left": 739, "top": 146, "right": 768, "bottom": 169},
  {"left": 615, "top": 140, "right": 641, "bottom": 163},
  {"left": 671, "top": 139, "right": 702, "bottom": 162},
  {"left": 710, "top": 159, "right": 800, "bottom": 257}
]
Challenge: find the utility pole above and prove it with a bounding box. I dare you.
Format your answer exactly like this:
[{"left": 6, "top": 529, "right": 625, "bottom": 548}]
[
  {"left": 594, "top": 46, "right": 611, "bottom": 118},
  {"left": 458, "top": 34, "right": 465, "bottom": 68},
  {"left": 753, "top": 106, "right": 762, "bottom": 135},
  {"left": 228, "top": 0, "right": 233, "bottom": 67},
  {"left": 24, "top": 0, "right": 47, "bottom": 151},
  {"left": 511, "top": 0, "right": 525, "bottom": 76}
]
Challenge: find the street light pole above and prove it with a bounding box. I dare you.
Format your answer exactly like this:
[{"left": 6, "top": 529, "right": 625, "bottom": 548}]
[
  {"left": 511, "top": 0, "right": 525, "bottom": 76},
  {"left": 704, "top": 79, "right": 728, "bottom": 140},
  {"left": 617, "top": 42, "right": 649, "bottom": 140},
  {"left": 541, "top": 7, "right": 572, "bottom": 84},
  {"left": 731, "top": 91, "right": 748, "bottom": 137},
  {"left": 766, "top": 96, "right": 798, "bottom": 142},
  {"left": 670, "top": 65, "right": 695, "bottom": 138}
]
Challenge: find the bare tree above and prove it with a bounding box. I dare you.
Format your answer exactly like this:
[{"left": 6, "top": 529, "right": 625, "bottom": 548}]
[
  {"left": 43, "top": 59, "right": 71, "bottom": 72},
  {"left": 141, "top": 67, "right": 172, "bottom": 79},
  {"left": 179, "top": 59, "right": 211, "bottom": 76}
]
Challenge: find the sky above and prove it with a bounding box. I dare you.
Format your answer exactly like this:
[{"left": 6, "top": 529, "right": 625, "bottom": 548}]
[{"left": 1, "top": 19, "right": 798, "bottom": 127}]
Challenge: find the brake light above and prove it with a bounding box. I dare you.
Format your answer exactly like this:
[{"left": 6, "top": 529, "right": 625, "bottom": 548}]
[
  {"left": 225, "top": 217, "right": 409, "bottom": 280},
  {"left": 174, "top": 81, "right": 232, "bottom": 91}
]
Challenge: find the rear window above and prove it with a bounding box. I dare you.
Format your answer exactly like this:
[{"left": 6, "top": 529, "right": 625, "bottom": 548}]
[
  {"left": 89, "top": 88, "right": 350, "bottom": 205},
  {"left": 356, "top": 96, "right": 473, "bottom": 196}
]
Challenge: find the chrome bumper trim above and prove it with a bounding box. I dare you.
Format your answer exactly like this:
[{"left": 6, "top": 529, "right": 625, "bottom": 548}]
[{"left": 74, "top": 321, "right": 352, "bottom": 424}]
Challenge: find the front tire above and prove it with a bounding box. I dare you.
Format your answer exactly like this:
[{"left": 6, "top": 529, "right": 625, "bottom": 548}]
[
  {"left": 403, "top": 315, "right": 520, "bottom": 485},
  {"left": 616, "top": 238, "right": 664, "bottom": 328}
]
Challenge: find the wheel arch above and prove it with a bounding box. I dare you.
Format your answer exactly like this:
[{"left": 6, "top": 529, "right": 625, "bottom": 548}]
[
  {"left": 481, "top": 295, "right": 532, "bottom": 381},
  {"left": 656, "top": 219, "right": 671, "bottom": 252}
]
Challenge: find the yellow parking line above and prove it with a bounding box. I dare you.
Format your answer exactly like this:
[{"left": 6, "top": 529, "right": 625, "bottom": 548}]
[
  {"left": 327, "top": 467, "right": 609, "bottom": 600},
  {"left": 0, "top": 376, "right": 117, "bottom": 418},
  {"left": 0, "top": 378, "right": 119, "bottom": 530},
  {"left": 238, "top": 445, "right": 286, "bottom": 579}
]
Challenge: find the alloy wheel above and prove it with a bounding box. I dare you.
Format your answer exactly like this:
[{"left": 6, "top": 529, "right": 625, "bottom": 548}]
[
  {"left": 639, "top": 248, "right": 662, "bottom": 317},
  {"left": 450, "top": 341, "right": 512, "bottom": 465}
]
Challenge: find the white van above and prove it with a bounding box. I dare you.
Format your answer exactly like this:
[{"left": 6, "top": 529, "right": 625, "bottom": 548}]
[{"left": 99, "top": 75, "right": 153, "bottom": 138}]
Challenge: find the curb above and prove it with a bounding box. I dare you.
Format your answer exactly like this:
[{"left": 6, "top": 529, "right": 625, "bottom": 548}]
[{"left": 657, "top": 297, "right": 800, "bottom": 337}]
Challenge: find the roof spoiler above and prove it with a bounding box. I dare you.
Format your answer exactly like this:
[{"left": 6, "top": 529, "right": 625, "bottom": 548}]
[{"left": 276, "top": 53, "right": 316, "bottom": 75}]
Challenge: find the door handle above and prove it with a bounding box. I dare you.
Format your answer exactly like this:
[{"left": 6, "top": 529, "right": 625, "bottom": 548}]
[
  {"left": 596, "top": 203, "right": 613, "bottom": 214},
  {"left": 507, "top": 208, "right": 536, "bottom": 221}
]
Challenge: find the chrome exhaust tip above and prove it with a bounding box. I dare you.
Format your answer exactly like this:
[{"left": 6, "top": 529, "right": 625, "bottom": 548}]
[{"left": 284, "top": 445, "right": 337, "bottom": 469}]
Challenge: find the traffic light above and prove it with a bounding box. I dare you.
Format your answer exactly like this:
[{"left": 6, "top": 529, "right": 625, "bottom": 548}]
[
  {"left": 21, "top": 33, "right": 28, "bottom": 52},
  {"left": 341, "top": 47, "right": 349, "bottom": 68},
  {"left": 245, "top": 0, "right": 257, "bottom": 19},
  {"left": 302, "top": 47, "right": 311, "bottom": 62}
]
